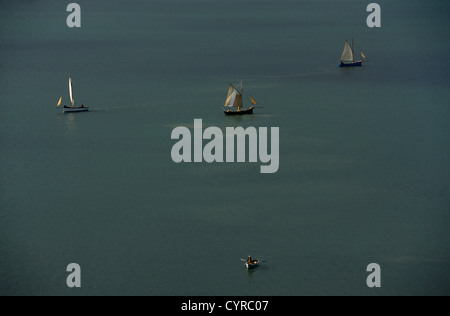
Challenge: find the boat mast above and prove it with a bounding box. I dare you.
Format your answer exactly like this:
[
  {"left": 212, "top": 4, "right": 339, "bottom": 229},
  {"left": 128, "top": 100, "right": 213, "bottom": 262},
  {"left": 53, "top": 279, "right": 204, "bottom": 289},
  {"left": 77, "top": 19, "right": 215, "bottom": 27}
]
[
  {"left": 351, "top": 37, "right": 355, "bottom": 62},
  {"left": 240, "top": 81, "right": 243, "bottom": 109}
]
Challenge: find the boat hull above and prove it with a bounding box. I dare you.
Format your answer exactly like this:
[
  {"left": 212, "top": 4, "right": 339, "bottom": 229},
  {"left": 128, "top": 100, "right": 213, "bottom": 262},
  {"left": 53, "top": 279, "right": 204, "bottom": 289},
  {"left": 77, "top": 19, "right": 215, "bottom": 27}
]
[
  {"left": 246, "top": 260, "right": 260, "bottom": 269},
  {"left": 339, "top": 60, "right": 363, "bottom": 67},
  {"left": 224, "top": 106, "right": 254, "bottom": 116},
  {"left": 63, "top": 106, "right": 89, "bottom": 113}
]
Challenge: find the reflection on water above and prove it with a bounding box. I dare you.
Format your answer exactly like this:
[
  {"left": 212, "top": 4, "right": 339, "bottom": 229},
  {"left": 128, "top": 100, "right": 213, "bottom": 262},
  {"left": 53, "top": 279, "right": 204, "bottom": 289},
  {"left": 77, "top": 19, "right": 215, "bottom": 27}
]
[{"left": 56, "top": 112, "right": 78, "bottom": 134}]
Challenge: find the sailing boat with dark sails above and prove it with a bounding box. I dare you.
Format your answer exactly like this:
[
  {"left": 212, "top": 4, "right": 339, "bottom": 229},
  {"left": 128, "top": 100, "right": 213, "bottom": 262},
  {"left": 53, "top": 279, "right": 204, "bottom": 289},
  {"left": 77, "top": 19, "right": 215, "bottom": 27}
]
[
  {"left": 57, "top": 77, "right": 88, "bottom": 113},
  {"left": 223, "top": 81, "right": 257, "bottom": 116},
  {"left": 339, "top": 38, "right": 368, "bottom": 67}
]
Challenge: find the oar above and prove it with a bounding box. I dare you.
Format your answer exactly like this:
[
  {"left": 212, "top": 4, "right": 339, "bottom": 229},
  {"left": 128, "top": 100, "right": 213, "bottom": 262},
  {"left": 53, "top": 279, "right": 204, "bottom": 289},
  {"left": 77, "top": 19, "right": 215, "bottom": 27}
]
[{"left": 240, "top": 259, "right": 268, "bottom": 263}]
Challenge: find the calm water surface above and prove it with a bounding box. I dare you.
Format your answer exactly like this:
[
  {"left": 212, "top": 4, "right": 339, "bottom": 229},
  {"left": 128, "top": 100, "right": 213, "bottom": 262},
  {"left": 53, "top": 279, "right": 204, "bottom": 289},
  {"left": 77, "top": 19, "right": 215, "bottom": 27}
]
[{"left": 0, "top": 0, "right": 449, "bottom": 295}]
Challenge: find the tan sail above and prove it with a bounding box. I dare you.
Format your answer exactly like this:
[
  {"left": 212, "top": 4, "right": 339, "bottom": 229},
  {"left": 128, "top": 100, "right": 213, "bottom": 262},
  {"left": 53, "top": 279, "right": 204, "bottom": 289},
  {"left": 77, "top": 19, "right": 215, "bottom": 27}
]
[
  {"left": 234, "top": 93, "right": 243, "bottom": 108},
  {"left": 224, "top": 84, "right": 243, "bottom": 108},
  {"left": 57, "top": 96, "right": 62, "bottom": 107},
  {"left": 340, "top": 40, "right": 354, "bottom": 62},
  {"left": 250, "top": 95, "right": 257, "bottom": 105}
]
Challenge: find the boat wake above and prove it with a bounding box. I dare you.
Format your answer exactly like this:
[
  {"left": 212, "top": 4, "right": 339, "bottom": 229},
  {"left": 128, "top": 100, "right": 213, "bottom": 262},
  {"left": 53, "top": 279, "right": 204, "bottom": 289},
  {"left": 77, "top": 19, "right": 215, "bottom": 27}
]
[{"left": 91, "top": 102, "right": 172, "bottom": 112}]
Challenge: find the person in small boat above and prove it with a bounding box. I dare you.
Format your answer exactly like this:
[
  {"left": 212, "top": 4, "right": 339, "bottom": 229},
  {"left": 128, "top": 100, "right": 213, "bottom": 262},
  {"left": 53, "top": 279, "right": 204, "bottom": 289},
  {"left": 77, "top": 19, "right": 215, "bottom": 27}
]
[{"left": 247, "top": 255, "right": 254, "bottom": 264}]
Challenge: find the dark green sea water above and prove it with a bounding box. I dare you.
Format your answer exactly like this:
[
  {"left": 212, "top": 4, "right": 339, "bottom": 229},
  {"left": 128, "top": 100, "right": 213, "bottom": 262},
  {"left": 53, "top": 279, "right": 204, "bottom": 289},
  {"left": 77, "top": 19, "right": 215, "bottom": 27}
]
[{"left": 1, "top": 0, "right": 449, "bottom": 295}]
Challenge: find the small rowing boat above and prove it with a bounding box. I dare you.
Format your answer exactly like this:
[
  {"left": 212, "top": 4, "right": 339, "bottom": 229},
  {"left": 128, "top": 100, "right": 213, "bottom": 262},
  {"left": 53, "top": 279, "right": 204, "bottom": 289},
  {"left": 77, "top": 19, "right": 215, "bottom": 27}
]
[
  {"left": 242, "top": 256, "right": 261, "bottom": 270},
  {"left": 246, "top": 260, "right": 260, "bottom": 270}
]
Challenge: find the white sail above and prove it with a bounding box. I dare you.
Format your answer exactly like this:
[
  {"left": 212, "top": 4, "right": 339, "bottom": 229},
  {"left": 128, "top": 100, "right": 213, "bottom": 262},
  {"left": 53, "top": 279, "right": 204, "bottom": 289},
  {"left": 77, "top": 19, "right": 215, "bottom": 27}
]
[
  {"left": 224, "top": 85, "right": 243, "bottom": 108},
  {"left": 340, "top": 40, "right": 354, "bottom": 62},
  {"left": 69, "top": 77, "right": 74, "bottom": 107},
  {"left": 361, "top": 50, "right": 367, "bottom": 59}
]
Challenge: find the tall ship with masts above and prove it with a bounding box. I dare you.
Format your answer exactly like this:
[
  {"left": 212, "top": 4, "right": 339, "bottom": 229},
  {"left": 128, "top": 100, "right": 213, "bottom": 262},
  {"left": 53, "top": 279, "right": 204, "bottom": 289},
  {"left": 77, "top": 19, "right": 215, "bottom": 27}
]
[
  {"left": 339, "top": 38, "right": 368, "bottom": 67},
  {"left": 222, "top": 81, "right": 257, "bottom": 116},
  {"left": 57, "top": 77, "right": 88, "bottom": 113}
]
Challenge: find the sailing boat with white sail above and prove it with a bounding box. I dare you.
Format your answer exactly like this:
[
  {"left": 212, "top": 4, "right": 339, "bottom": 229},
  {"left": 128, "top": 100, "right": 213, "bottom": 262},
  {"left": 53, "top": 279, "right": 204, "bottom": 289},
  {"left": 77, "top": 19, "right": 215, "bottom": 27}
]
[
  {"left": 339, "top": 38, "right": 368, "bottom": 67},
  {"left": 57, "top": 77, "right": 88, "bottom": 112},
  {"left": 222, "top": 81, "right": 257, "bottom": 116}
]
